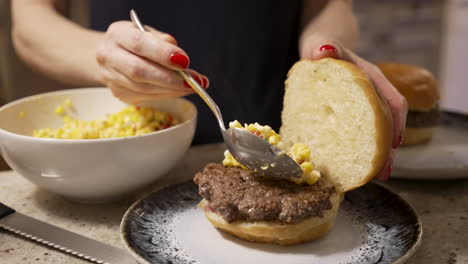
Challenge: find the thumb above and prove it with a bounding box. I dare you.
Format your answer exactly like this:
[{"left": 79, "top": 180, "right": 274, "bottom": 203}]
[
  {"left": 301, "top": 37, "right": 344, "bottom": 60},
  {"left": 310, "top": 43, "right": 342, "bottom": 60}
]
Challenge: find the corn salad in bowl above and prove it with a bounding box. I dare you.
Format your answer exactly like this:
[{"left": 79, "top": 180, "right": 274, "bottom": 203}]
[
  {"left": 33, "top": 99, "right": 179, "bottom": 139},
  {"left": 223, "top": 120, "right": 321, "bottom": 185},
  {"left": 0, "top": 88, "right": 197, "bottom": 203}
]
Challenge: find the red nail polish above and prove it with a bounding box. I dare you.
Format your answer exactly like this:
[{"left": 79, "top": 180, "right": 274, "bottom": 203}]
[
  {"left": 393, "top": 135, "right": 403, "bottom": 148},
  {"left": 319, "top": 44, "right": 337, "bottom": 52},
  {"left": 170, "top": 53, "right": 189, "bottom": 69},
  {"left": 192, "top": 74, "right": 203, "bottom": 86},
  {"left": 201, "top": 77, "right": 208, "bottom": 88},
  {"left": 384, "top": 165, "right": 392, "bottom": 180},
  {"left": 184, "top": 81, "right": 191, "bottom": 89}
]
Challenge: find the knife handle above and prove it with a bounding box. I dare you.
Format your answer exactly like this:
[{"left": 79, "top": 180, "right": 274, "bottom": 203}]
[{"left": 0, "top": 202, "right": 15, "bottom": 219}]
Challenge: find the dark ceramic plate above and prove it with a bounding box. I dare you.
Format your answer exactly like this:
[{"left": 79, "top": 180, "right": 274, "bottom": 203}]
[
  {"left": 121, "top": 182, "right": 422, "bottom": 264},
  {"left": 393, "top": 112, "right": 468, "bottom": 179}
]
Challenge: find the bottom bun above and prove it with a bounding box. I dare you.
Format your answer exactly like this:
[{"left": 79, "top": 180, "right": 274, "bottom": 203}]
[
  {"left": 402, "top": 127, "right": 435, "bottom": 146},
  {"left": 199, "top": 192, "right": 343, "bottom": 246}
]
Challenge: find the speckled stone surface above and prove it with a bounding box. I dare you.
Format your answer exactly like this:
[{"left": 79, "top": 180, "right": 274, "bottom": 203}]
[{"left": 0, "top": 143, "right": 467, "bottom": 264}]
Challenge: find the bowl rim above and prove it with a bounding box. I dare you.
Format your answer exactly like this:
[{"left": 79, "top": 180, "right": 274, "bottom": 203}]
[{"left": 0, "top": 87, "right": 197, "bottom": 144}]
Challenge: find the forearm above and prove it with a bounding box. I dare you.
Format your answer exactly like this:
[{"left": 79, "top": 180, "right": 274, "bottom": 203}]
[
  {"left": 300, "top": 0, "right": 359, "bottom": 57},
  {"left": 11, "top": 0, "right": 104, "bottom": 86}
]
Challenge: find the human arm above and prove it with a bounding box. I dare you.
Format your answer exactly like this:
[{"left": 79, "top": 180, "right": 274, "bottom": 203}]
[
  {"left": 11, "top": 0, "right": 103, "bottom": 86},
  {"left": 11, "top": 0, "right": 208, "bottom": 103}
]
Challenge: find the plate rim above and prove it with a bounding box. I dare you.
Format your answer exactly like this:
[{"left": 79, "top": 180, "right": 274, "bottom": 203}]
[
  {"left": 393, "top": 112, "right": 468, "bottom": 180},
  {"left": 120, "top": 181, "right": 423, "bottom": 264},
  {"left": 120, "top": 192, "right": 155, "bottom": 264},
  {"left": 392, "top": 167, "right": 468, "bottom": 180},
  {"left": 372, "top": 182, "right": 424, "bottom": 264}
]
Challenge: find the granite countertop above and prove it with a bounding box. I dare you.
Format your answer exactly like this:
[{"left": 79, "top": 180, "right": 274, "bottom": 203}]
[{"left": 0, "top": 143, "right": 467, "bottom": 264}]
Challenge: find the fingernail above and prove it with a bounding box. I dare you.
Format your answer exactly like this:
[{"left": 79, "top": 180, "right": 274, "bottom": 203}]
[
  {"left": 319, "top": 44, "right": 337, "bottom": 52},
  {"left": 384, "top": 165, "right": 392, "bottom": 180},
  {"left": 192, "top": 74, "right": 203, "bottom": 86},
  {"left": 183, "top": 74, "right": 203, "bottom": 89},
  {"left": 393, "top": 134, "right": 403, "bottom": 149},
  {"left": 201, "top": 76, "right": 208, "bottom": 88},
  {"left": 170, "top": 52, "right": 189, "bottom": 69}
]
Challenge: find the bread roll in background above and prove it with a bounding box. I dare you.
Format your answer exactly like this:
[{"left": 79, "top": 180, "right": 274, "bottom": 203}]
[
  {"left": 377, "top": 62, "right": 440, "bottom": 146},
  {"left": 281, "top": 59, "right": 392, "bottom": 192}
]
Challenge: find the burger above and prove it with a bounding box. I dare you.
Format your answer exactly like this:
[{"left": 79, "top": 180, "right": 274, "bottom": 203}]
[
  {"left": 377, "top": 62, "right": 440, "bottom": 146},
  {"left": 194, "top": 58, "right": 392, "bottom": 245}
]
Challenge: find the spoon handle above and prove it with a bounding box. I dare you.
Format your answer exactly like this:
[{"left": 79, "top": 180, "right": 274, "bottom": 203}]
[{"left": 129, "top": 10, "right": 226, "bottom": 130}]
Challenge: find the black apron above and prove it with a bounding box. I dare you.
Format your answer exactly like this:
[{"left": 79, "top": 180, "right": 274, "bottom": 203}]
[{"left": 91, "top": 0, "right": 302, "bottom": 144}]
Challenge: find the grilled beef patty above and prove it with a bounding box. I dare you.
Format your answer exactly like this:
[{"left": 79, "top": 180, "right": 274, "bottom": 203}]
[
  {"left": 406, "top": 108, "right": 441, "bottom": 128},
  {"left": 194, "top": 163, "right": 336, "bottom": 224}
]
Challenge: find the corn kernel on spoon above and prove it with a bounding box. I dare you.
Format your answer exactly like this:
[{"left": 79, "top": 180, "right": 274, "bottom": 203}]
[{"left": 130, "top": 10, "right": 302, "bottom": 180}]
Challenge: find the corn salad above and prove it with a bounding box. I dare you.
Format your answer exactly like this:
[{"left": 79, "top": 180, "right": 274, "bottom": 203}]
[
  {"left": 33, "top": 100, "right": 178, "bottom": 139},
  {"left": 222, "top": 120, "right": 321, "bottom": 185}
]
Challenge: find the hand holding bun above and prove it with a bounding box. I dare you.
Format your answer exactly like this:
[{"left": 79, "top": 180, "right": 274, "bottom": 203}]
[
  {"left": 281, "top": 58, "right": 393, "bottom": 192},
  {"left": 304, "top": 41, "right": 408, "bottom": 180}
]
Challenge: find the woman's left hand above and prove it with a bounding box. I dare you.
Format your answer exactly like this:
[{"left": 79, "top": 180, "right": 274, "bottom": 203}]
[{"left": 301, "top": 38, "right": 408, "bottom": 180}]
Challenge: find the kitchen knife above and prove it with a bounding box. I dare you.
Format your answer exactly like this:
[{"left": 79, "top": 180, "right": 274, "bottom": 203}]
[{"left": 0, "top": 202, "right": 137, "bottom": 264}]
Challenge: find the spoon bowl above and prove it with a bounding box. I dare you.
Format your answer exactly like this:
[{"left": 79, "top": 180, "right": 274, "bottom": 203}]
[{"left": 223, "top": 128, "right": 302, "bottom": 178}]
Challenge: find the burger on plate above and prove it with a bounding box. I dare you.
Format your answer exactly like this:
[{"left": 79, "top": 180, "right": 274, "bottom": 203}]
[
  {"left": 194, "top": 59, "right": 392, "bottom": 245},
  {"left": 377, "top": 62, "right": 440, "bottom": 146}
]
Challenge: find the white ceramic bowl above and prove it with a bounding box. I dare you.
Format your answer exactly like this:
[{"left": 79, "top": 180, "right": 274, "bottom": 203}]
[{"left": 0, "top": 88, "right": 197, "bottom": 203}]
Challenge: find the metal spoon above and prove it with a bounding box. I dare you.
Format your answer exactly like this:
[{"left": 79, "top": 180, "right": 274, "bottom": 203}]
[{"left": 130, "top": 10, "right": 302, "bottom": 179}]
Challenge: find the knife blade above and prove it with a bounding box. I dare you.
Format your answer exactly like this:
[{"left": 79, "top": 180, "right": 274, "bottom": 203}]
[{"left": 0, "top": 202, "right": 137, "bottom": 264}]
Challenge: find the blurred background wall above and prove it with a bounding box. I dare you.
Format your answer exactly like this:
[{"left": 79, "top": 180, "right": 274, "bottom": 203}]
[
  {"left": 0, "top": 0, "right": 467, "bottom": 170},
  {"left": 355, "top": 0, "right": 468, "bottom": 114},
  {"left": 354, "top": 0, "right": 443, "bottom": 75}
]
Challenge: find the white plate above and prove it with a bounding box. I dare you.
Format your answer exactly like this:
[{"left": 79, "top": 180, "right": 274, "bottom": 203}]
[
  {"left": 393, "top": 113, "right": 468, "bottom": 179},
  {"left": 121, "top": 181, "right": 422, "bottom": 264}
]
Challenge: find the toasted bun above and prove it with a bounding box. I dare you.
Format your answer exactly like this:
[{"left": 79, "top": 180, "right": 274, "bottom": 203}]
[
  {"left": 377, "top": 62, "right": 439, "bottom": 111},
  {"left": 199, "top": 192, "right": 342, "bottom": 246},
  {"left": 401, "top": 127, "right": 434, "bottom": 146},
  {"left": 281, "top": 59, "right": 392, "bottom": 192}
]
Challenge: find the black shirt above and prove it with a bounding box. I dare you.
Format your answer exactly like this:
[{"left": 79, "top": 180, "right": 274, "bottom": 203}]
[{"left": 91, "top": 0, "right": 302, "bottom": 144}]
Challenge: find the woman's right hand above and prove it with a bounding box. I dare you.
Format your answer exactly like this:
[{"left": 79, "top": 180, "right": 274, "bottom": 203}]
[{"left": 96, "top": 21, "right": 209, "bottom": 104}]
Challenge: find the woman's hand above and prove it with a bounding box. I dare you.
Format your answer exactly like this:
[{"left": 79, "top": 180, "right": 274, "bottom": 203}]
[
  {"left": 96, "top": 21, "right": 209, "bottom": 104},
  {"left": 302, "top": 37, "right": 408, "bottom": 180}
]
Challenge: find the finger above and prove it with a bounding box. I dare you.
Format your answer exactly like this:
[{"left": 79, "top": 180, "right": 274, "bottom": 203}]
[
  {"left": 186, "top": 69, "right": 210, "bottom": 89},
  {"left": 375, "top": 151, "right": 394, "bottom": 181},
  {"left": 97, "top": 44, "right": 188, "bottom": 91},
  {"left": 106, "top": 65, "right": 197, "bottom": 95},
  {"left": 311, "top": 44, "right": 342, "bottom": 60},
  {"left": 108, "top": 83, "right": 192, "bottom": 105},
  {"left": 300, "top": 37, "right": 343, "bottom": 60},
  {"left": 106, "top": 66, "right": 208, "bottom": 97},
  {"left": 145, "top": 26, "right": 178, "bottom": 46},
  {"left": 107, "top": 21, "right": 190, "bottom": 70},
  {"left": 99, "top": 66, "right": 188, "bottom": 96},
  {"left": 343, "top": 50, "right": 408, "bottom": 148}
]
